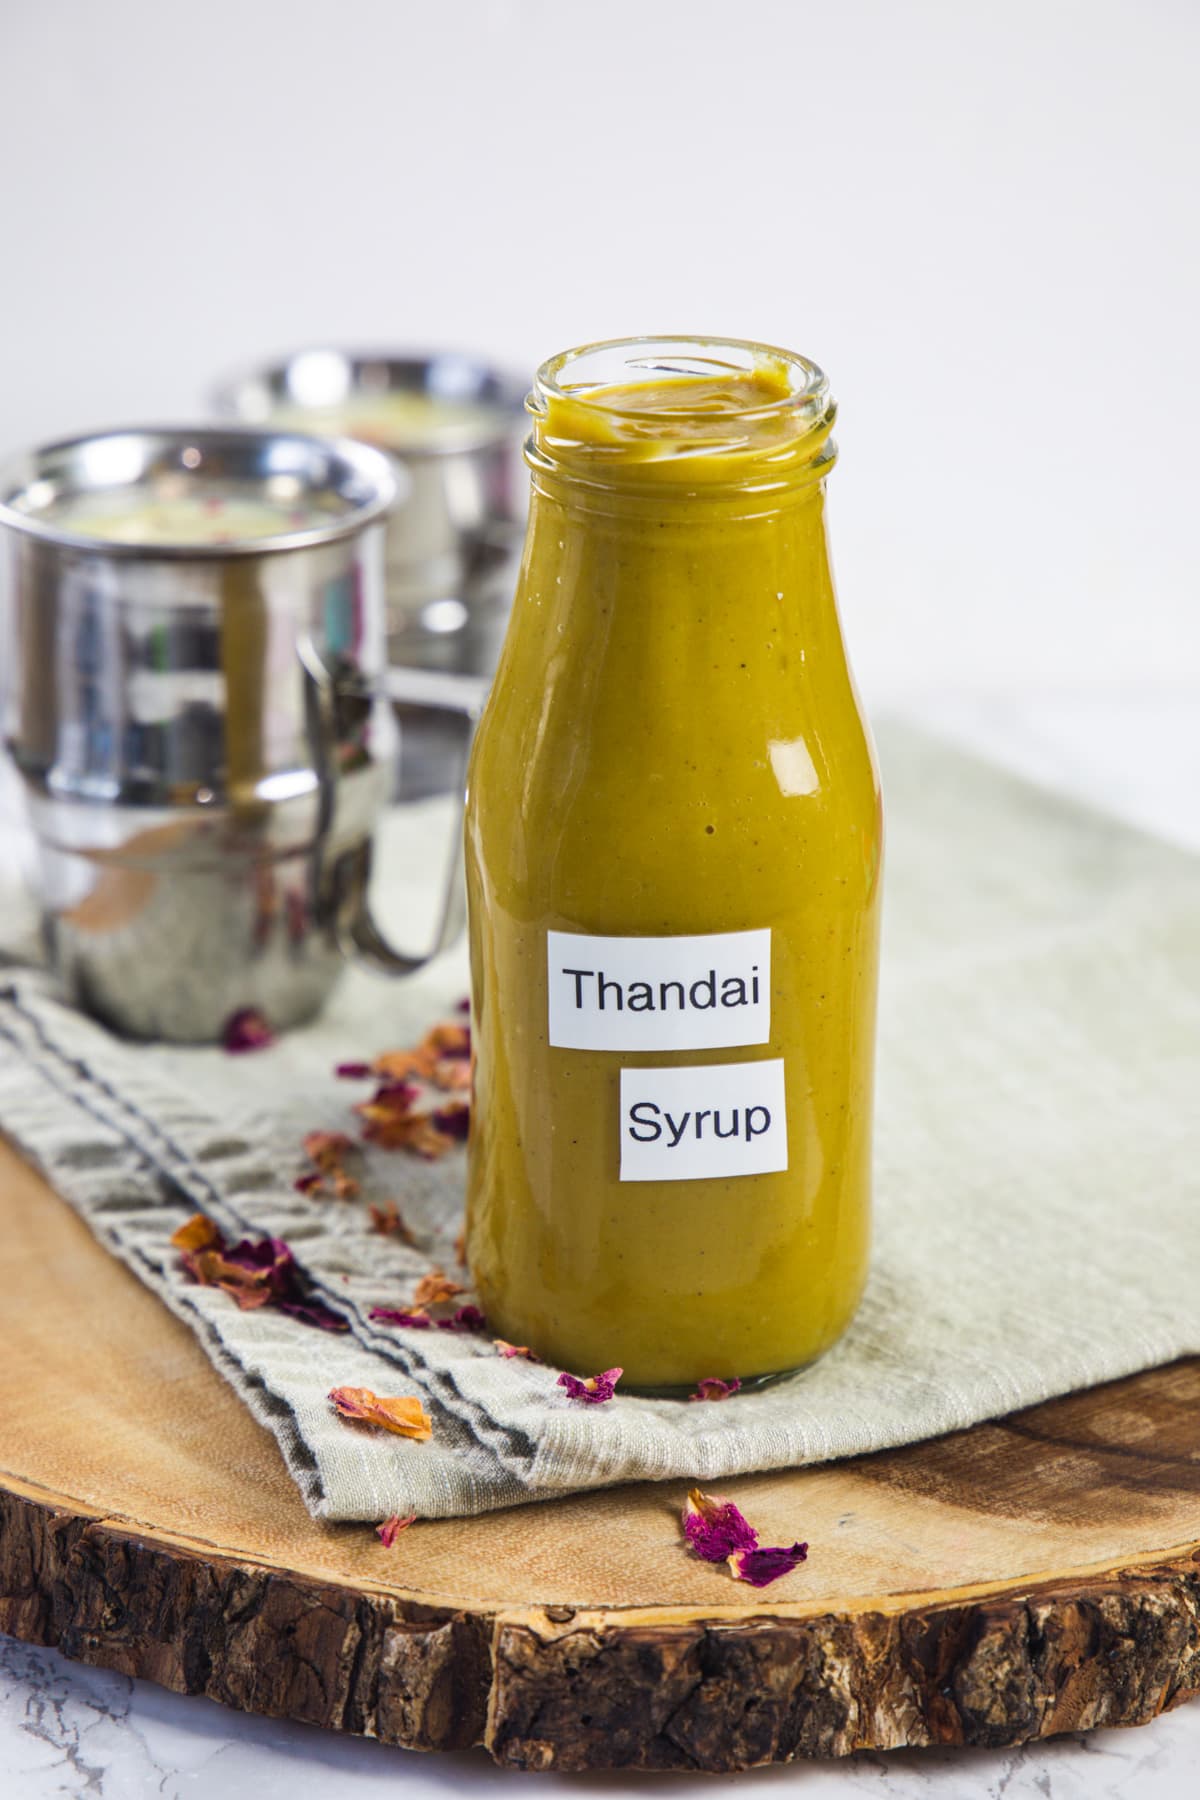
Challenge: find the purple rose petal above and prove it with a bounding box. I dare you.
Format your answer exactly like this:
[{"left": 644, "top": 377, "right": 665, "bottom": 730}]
[
  {"left": 431, "top": 1103, "right": 470, "bottom": 1141},
  {"left": 222, "top": 1007, "right": 276, "bottom": 1054},
  {"left": 557, "top": 1367, "right": 622, "bottom": 1404},
  {"left": 681, "top": 1489, "right": 760, "bottom": 1562},
  {"left": 436, "top": 1304, "right": 488, "bottom": 1333},
  {"left": 689, "top": 1376, "right": 743, "bottom": 1402},
  {"left": 370, "top": 1305, "right": 433, "bottom": 1329},
  {"left": 728, "top": 1542, "right": 809, "bottom": 1587}
]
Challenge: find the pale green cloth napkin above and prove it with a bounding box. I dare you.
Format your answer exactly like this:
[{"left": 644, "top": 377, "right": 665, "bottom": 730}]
[{"left": 1, "top": 722, "right": 1198, "bottom": 1521}]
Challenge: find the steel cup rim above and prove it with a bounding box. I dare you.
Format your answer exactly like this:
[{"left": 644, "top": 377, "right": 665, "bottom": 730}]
[
  {"left": 210, "top": 347, "right": 528, "bottom": 460},
  {"left": 0, "top": 424, "right": 400, "bottom": 561}
]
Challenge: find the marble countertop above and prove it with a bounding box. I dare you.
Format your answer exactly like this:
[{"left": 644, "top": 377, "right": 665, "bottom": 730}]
[{"left": 3, "top": 688, "right": 1198, "bottom": 1796}]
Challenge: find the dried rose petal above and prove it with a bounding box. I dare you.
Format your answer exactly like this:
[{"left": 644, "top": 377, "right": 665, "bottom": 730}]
[
  {"left": 431, "top": 1102, "right": 470, "bottom": 1141},
  {"left": 431, "top": 1056, "right": 472, "bottom": 1094},
  {"left": 689, "top": 1377, "right": 743, "bottom": 1403},
  {"left": 368, "top": 1201, "right": 418, "bottom": 1245},
  {"left": 366, "top": 1077, "right": 423, "bottom": 1111},
  {"left": 412, "top": 1269, "right": 466, "bottom": 1308},
  {"left": 436, "top": 1304, "right": 487, "bottom": 1333},
  {"left": 297, "top": 1129, "right": 360, "bottom": 1200},
  {"left": 170, "top": 1213, "right": 222, "bottom": 1254},
  {"left": 681, "top": 1488, "right": 760, "bottom": 1562},
  {"left": 347, "top": 1022, "right": 473, "bottom": 1152},
  {"left": 728, "top": 1542, "right": 809, "bottom": 1587},
  {"left": 328, "top": 1386, "right": 432, "bottom": 1440},
  {"left": 456, "top": 997, "right": 470, "bottom": 1015},
  {"left": 557, "top": 1367, "right": 622, "bottom": 1405},
  {"left": 218, "top": 1275, "right": 275, "bottom": 1311},
  {"left": 221, "top": 1234, "right": 289, "bottom": 1275},
  {"left": 495, "top": 1340, "right": 541, "bottom": 1362},
  {"left": 370, "top": 1048, "right": 425, "bottom": 1084},
  {"left": 222, "top": 1007, "right": 275, "bottom": 1054},
  {"left": 423, "top": 1021, "right": 471, "bottom": 1062},
  {"left": 373, "top": 1022, "right": 471, "bottom": 1090},
  {"left": 357, "top": 1097, "right": 457, "bottom": 1158},
  {"left": 377, "top": 1513, "right": 417, "bottom": 1548},
  {"left": 369, "top": 1305, "right": 433, "bottom": 1329},
  {"left": 304, "top": 1129, "right": 356, "bottom": 1167},
  {"left": 400, "top": 1117, "right": 459, "bottom": 1160},
  {"left": 335, "top": 1060, "right": 373, "bottom": 1080},
  {"left": 184, "top": 1239, "right": 289, "bottom": 1308},
  {"left": 278, "top": 1295, "right": 351, "bottom": 1331},
  {"left": 175, "top": 1216, "right": 347, "bottom": 1331}
]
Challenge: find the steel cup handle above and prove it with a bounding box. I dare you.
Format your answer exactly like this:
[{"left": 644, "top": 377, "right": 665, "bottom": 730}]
[
  {"left": 300, "top": 639, "right": 487, "bottom": 975},
  {"left": 353, "top": 666, "right": 490, "bottom": 972}
]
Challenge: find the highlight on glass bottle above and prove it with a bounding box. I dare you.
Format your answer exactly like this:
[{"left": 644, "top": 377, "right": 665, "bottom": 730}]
[{"left": 465, "top": 335, "right": 883, "bottom": 1394}]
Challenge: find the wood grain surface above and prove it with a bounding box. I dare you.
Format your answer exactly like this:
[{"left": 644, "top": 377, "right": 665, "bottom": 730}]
[{"left": 1, "top": 1137, "right": 1198, "bottom": 1771}]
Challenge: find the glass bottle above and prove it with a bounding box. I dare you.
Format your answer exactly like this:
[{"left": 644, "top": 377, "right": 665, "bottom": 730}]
[{"left": 464, "top": 337, "right": 882, "bottom": 1391}]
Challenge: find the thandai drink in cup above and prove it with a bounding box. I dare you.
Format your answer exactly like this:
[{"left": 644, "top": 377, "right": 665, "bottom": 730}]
[{"left": 464, "top": 338, "right": 882, "bottom": 1391}]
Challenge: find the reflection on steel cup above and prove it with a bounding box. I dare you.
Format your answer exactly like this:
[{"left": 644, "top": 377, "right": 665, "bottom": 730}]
[{"left": 211, "top": 349, "right": 528, "bottom": 675}]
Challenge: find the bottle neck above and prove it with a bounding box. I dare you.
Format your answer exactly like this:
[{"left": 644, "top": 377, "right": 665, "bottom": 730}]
[
  {"left": 527, "top": 462, "right": 831, "bottom": 526},
  {"left": 507, "top": 337, "right": 847, "bottom": 701},
  {"left": 514, "top": 474, "right": 843, "bottom": 677}
]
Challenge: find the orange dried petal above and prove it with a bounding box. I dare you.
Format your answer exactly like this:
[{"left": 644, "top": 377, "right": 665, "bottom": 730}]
[
  {"left": 171, "top": 1213, "right": 222, "bottom": 1254},
  {"left": 371, "top": 1048, "right": 427, "bottom": 1083},
  {"left": 359, "top": 1108, "right": 457, "bottom": 1158},
  {"left": 412, "top": 1269, "right": 466, "bottom": 1308},
  {"left": 328, "top": 1386, "right": 432, "bottom": 1441},
  {"left": 297, "top": 1129, "right": 360, "bottom": 1199},
  {"left": 420, "top": 1021, "right": 470, "bottom": 1063},
  {"left": 187, "top": 1247, "right": 249, "bottom": 1288},
  {"left": 373, "top": 1022, "right": 470, "bottom": 1087},
  {"left": 220, "top": 1280, "right": 275, "bottom": 1311},
  {"left": 302, "top": 1129, "right": 357, "bottom": 1170},
  {"left": 431, "top": 1056, "right": 472, "bottom": 1092},
  {"left": 369, "top": 1202, "right": 417, "bottom": 1244},
  {"left": 409, "top": 1118, "right": 459, "bottom": 1159}
]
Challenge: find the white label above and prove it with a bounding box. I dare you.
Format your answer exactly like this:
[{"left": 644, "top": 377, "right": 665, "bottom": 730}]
[
  {"left": 547, "top": 928, "right": 770, "bottom": 1051},
  {"left": 619, "top": 1059, "right": 788, "bottom": 1183}
]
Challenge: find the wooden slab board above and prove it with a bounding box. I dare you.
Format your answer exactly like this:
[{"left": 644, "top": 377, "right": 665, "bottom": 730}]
[{"left": 2, "top": 1137, "right": 1199, "bottom": 1773}]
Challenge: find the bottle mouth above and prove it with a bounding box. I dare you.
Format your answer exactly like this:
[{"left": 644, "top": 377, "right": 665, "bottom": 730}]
[{"left": 529, "top": 336, "right": 836, "bottom": 493}]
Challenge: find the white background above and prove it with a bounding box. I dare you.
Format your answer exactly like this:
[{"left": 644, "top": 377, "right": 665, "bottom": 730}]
[
  {"left": 1, "top": 3, "right": 1198, "bottom": 1793},
  {"left": 2, "top": 0, "right": 1198, "bottom": 702}
]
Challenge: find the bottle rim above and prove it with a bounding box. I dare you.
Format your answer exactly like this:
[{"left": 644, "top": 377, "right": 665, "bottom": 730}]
[
  {"left": 533, "top": 335, "right": 831, "bottom": 427},
  {"left": 527, "top": 336, "right": 837, "bottom": 496}
]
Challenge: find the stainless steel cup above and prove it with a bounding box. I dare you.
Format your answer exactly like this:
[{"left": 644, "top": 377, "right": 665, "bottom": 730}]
[
  {"left": 0, "top": 427, "right": 477, "bottom": 1042},
  {"left": 210, "top": 349, "right": 527, "bottom": 680}
]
